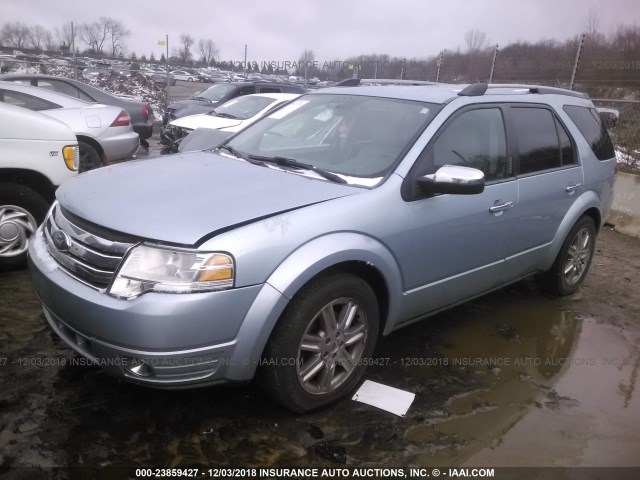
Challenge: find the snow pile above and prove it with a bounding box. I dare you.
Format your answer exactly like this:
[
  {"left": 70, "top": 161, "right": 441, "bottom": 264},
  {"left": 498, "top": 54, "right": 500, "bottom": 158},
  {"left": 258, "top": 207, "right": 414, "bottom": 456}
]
[
  {"left": 615, "top": 148, "right": 640, "bottom": 173},
  {"left": 11, "top": 63, "right": 166, "bottom": 122}
]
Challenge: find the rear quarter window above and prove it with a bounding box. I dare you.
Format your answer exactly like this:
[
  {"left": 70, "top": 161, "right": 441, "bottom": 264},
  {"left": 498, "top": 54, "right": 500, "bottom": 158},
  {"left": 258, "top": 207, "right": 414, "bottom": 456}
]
[{"left": 563, "top": 105, "right": 615, "bottom": 160}]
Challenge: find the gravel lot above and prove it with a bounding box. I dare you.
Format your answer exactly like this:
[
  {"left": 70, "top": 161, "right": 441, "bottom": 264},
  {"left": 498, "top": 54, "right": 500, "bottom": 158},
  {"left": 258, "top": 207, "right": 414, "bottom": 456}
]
[{"left": 1, "top": 228, "right": 639, "bottom": 469}]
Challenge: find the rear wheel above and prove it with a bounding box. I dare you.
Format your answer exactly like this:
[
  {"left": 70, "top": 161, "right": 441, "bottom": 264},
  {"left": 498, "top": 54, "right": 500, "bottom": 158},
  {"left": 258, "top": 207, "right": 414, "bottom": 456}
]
[
  {"left": 188, "top": 77, "right": 193, "bottom": 82},
  {"left": 258, "top": 273, "right": 379, "bottom": 412},
  {"left": 536, "top": 216, "right": 597, "bottom": 296},
  {"left": 78, "top": 141, "right": 102, "bottom": 172},
  {"left": 0, "top": 183, "right": 49, "bottom": 270}
]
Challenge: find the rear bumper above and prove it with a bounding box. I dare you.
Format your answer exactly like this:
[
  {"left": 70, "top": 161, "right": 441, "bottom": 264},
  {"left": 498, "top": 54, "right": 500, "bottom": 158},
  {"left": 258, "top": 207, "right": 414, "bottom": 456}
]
[
  {"left": 100, "top": 131, "right": 140, "bottom": 161},
  {"left": 133, "top": 122, "right": 153, "bottom": 140}
]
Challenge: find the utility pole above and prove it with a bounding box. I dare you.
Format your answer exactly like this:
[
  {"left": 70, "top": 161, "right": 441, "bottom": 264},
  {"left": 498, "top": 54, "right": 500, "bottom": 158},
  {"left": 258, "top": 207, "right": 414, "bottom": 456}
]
[
  {"left": 244, "top": 44, "right": 247, "bottom": 80},
  {"left": 400, "top": 58, "right": 405, "bottom": 80},
  {"left": 165, "top": 35, "right": 169, "bottom": 97},
  {"left": 569, "top": 33, "right": 586, "bottom": 91},
  {"left": 489, "top": 44, "right": 499, "bottom": 83},
  {"left": 71, "top": 21, "right": 77, "bottom": 79},
  {"left": 436, "top": 51, "right": 444, "bottom": 83}
]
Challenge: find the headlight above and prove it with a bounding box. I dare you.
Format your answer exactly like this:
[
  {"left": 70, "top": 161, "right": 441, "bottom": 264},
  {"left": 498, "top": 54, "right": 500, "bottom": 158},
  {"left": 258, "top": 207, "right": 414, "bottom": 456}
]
[{"left": 108, "top": 245, "right": 234, "bottom": 300}]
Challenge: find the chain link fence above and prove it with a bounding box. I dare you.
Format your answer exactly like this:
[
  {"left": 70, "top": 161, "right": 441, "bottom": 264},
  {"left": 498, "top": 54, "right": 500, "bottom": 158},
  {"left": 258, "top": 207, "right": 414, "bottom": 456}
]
[{"left": 593, "top": 99, "right": 640, "bottom": 174}]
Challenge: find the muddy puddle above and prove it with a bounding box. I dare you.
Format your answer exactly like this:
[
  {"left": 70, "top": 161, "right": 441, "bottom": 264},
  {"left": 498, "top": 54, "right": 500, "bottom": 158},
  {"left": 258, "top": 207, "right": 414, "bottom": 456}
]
[{"left": 1, "top": 230, "right": 639, "bottom": 468}]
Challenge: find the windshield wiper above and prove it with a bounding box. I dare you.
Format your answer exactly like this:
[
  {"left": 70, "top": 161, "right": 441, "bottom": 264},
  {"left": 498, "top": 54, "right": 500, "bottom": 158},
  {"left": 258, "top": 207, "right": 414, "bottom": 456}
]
[
  {"left": 192, "top": 96, "right": 211, "bottom": 102},
  {"left": 216, "top": 145, "right": 265, "bottom": 167},
  {"left": 215, "top": 112, "right": 239, "bottom": 119},
  {"left": 247, "top": 155, "right": 346, "bottom": 184}
]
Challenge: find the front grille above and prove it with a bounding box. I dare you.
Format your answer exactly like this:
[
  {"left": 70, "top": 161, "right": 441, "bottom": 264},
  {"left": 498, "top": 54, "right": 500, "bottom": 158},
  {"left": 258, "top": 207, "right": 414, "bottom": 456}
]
[{"left": 43, "top": 205, "right": 135, "bottom": 289}]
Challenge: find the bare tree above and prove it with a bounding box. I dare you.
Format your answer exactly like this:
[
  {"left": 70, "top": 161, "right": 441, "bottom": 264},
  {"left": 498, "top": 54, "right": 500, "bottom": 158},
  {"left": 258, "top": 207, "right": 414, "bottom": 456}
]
[
  {"left": 197, "top": 38, "right": 219, "bottom": 66},
  {"left": 1, "top": 22, "right": 30, "bottom": 48},
  {"left": 297, "top": 49, "right": 316, "bottom": 78},
  {"left": 80, "top": 18, "right": 110, "bottom": 54},
  {"left": 584, "top": 7, "right": 606, "bottom": 45},
  {"left": 43, "top": 30, "right": 57, "bottom": 51},
  {"left": 464, "top": 29, "right": 489, "bottom": 54},
  {"left": 178, "top": 33, "right": 194, "bottom": 63},
  {"left": 104, "top": 18, "right": 130, "bottom": 57},
  {"left": 27, "top": 25, "right": 47, "bottom": 50},
  {"left": 56, "top": 22, "right": 77, "bottom": 51}
]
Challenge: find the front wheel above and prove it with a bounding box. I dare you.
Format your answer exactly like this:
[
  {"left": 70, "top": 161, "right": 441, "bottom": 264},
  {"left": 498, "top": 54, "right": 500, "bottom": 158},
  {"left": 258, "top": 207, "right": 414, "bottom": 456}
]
[
  {"left": 536, "top": 216, "right": 597, "bottom": 296},
  {"left": 78, "top": 141, "right": 103, "bottom": 172},
  {"left": 258, "top": 273, "right": 379, "bottom": 412},
  {"left": 0, "top": 183, "right": 49, "bottom": 270},
  {"left": 187, "top": 77, "right": 193, "bottom": 82}
]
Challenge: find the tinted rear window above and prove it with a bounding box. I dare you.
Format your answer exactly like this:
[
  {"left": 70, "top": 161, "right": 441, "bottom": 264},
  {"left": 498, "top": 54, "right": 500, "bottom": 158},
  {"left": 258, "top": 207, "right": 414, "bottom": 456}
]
[
  {"left": 512, "top": 107, "right": 563, "bottom": 174},
  {"left": 563, "top": 105, "right": 615, "bottom": 160}
]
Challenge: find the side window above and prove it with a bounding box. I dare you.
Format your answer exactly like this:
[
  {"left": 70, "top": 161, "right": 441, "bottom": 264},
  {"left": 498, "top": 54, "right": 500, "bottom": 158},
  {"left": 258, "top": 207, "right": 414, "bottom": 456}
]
[
  {"left": 563, "top": 105, "right": 615, "bottom": 160},
  {"left": 428, "top": 108, "right": 509, "bottom": 181},
  {"left": 0, "top": 89, "right": 60, "bottom": 111},
  {"left": 556, "top": 117, "right": 576, "bottom": 166},
  {"left": 38, "top": 79, "right": 79, "bottom": 99},
  {"left": 259, "top": 87, "right": 280, "bottom": 94},
  {"left": 236, "top": 86, "right": 255, "bottom": 97},
  {"left": 77, "top": 89, "right": 95, "bottom": 102},
  {"left": 511, "top": 107, "right": 564, "bottom": 174}
]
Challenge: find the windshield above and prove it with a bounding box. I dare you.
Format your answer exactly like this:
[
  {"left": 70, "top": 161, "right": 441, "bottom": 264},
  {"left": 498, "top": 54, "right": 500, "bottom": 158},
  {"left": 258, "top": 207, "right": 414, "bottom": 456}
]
[
  {"left": 225, "top": 93, "right": 440, "bottom": 186},
  {"left": 196, "top": 83, "right": 236, "bottom": 102},
  {"left": 213, "top": 96, "right": 277, "bottom": 120}
]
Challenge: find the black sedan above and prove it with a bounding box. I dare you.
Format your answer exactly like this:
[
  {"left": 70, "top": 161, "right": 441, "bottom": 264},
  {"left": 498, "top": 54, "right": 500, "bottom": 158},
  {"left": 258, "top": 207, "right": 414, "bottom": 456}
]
[{"left": 0, "top": 73, "right": 153, "bottom": 142}]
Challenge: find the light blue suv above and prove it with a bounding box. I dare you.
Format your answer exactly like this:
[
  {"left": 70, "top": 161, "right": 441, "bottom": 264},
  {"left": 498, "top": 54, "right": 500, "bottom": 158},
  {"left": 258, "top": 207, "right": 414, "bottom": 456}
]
[{"left": 28, "top": 82, "right": 616, "bottom": 412}]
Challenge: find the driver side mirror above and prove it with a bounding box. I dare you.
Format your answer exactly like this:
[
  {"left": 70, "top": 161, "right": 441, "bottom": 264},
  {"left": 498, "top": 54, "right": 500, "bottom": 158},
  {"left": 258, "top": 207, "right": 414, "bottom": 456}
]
[{"left": 417, "top": 165, "right": 485, "bottom": 196}]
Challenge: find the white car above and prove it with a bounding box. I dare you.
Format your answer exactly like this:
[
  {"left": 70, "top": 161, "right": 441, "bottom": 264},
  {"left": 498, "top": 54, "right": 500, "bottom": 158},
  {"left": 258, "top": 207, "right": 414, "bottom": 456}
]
[
  {"left": 168, "top": 93, "right": 301, "bottom": 148},
  {"left": 170, "top": 70, "right": 197, "bottom": 82},
  {"left": 0, "top": 103, "right": 78, "bottom": 269},
  {"left": 0, "top": 81, "right": 139, "bottom": 171}
]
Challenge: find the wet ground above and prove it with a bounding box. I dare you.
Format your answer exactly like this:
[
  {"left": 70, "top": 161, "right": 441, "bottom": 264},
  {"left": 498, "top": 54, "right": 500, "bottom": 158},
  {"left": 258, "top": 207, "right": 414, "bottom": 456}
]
[{"left": 1, "top": 227, "right": 639, "bottom": 470}]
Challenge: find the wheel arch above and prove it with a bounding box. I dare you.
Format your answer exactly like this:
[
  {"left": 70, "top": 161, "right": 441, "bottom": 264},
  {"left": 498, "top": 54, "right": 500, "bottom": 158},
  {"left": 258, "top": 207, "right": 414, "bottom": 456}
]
[
  {"left": 76, "top": 135, "right": 105, "bottom": 159},
  {"left": 543, "top": 191, "right": 603, "bottom": 270},
  {"left": 0, "top": 169, "right": 56, "bottom": 203},
  {"left": 224, "top": 232, "right": 404, "bottom": 381}
]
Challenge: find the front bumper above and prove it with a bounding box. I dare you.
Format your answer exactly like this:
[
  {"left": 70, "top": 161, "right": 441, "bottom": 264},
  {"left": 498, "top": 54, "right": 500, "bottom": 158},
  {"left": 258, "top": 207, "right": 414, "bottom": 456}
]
[
  {"left": 160, "top": 124, "right": 192, "bottom": 151},
  {"left": 28, "top": 231, "right": 275, "bottom": 387}
]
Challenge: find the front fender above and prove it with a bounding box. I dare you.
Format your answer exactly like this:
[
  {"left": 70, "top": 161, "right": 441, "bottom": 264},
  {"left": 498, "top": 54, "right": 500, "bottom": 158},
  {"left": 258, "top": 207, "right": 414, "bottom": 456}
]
[{"left": 224, "top": 232, "right": 404, "bottom": 381}]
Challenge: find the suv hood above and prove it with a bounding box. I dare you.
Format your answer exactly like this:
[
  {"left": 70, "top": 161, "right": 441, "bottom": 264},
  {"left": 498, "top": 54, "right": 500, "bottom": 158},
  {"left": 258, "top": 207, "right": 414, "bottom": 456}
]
[{"left": 56, "top": 152, "right": 359, "bottom": 245}]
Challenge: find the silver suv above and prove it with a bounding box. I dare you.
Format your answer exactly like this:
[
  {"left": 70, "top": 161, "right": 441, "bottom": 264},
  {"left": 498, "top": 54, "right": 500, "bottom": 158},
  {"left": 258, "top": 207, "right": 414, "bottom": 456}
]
[{"left": 28, "top": 82, "right": 616, "bottom": 412}]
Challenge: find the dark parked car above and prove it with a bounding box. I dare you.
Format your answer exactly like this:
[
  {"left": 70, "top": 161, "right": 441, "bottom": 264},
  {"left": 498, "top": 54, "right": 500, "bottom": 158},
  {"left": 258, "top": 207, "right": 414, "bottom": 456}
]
[
  {"left": 160, "top": 81, "right": 305, "bottom": 145},
  {"left": 0, "top": 73, "right": 153, "bottom": 142}
]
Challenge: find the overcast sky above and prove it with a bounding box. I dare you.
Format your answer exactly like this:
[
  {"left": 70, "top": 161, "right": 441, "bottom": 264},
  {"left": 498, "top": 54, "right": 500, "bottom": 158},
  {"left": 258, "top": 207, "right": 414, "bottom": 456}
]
[{"left": 5, "top": 0, "right": 640, "bottom": 62}]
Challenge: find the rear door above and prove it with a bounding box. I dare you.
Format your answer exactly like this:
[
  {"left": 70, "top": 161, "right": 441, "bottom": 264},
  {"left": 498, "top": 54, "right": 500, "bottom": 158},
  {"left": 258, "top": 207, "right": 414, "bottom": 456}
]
[{"left": 501, "top": 104, "right": 583, "bottom": 281}]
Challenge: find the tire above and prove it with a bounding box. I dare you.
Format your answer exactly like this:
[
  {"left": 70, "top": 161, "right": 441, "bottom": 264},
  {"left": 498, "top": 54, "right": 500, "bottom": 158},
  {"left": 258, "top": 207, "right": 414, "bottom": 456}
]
[
  {"left": 536, "top": 216, "right": 597, "bottom": 296},
  {"left": 187, "top": 77, "right": 193, "bottom": 82},
  {"left": 0, "top": 183, "right": 49, "bottom": 270},
  {"left": 78, "top": 141, "right": 103, "bottom": 173},
  {"left": 258, "top": 273, "right": 379, "bottom": 412}
]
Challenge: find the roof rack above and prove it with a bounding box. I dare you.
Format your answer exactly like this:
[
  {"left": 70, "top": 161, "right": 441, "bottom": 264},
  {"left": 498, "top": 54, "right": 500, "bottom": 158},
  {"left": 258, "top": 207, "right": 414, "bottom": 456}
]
[
  {"left": 333, "top": 78, "right": 439, "bottom": 87},
  {"left": 457, "top": 82, "right": 588, "bottom": 99}
]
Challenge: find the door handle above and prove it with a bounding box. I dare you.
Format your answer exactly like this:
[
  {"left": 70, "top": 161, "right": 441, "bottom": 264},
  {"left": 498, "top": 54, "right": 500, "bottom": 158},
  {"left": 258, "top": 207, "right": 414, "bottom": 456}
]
[
  {"left": 565, "top": 183, "right": 582, "bottom": 193},
  {"left": 489, "top": 201, "right": 514, "bottom": 213}
]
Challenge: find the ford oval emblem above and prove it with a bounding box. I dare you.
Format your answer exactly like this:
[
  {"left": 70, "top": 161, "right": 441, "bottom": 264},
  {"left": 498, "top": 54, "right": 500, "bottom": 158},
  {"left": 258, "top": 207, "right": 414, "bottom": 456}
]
[{"left": 51, "top": 230, "right": 71, "bottom": 252}]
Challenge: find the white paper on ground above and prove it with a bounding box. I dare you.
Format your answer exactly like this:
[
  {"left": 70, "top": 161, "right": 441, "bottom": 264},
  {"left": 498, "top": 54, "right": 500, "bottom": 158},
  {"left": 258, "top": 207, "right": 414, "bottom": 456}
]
[{"left": 352, "top": 380, "right": 415, "bottom": 416}]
